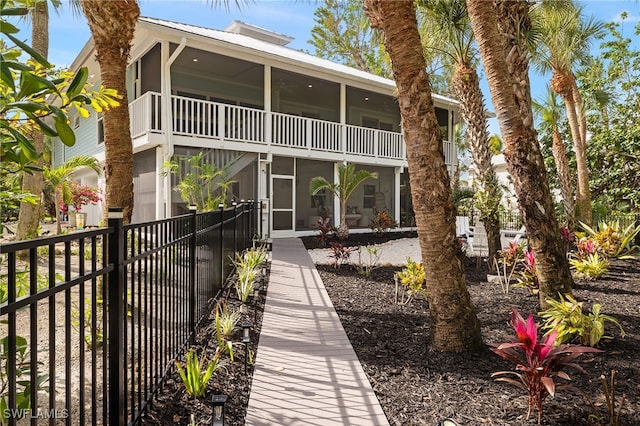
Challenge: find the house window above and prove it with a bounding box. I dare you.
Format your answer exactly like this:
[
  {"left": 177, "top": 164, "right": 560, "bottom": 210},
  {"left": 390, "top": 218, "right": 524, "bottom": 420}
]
[
  {"left": 363, "top": 184, "right": 376, "bottom": 208},
  {"left": 379, "top": 122, "right": 393, "bottom": 131},
  {"left": 362, "top": 116, "right": 378, "bottom": 129}
]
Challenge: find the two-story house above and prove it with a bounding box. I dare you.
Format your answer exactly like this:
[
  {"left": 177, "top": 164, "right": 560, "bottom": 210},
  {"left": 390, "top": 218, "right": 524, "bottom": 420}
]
[{"left": 55, "top": 17, "right": 460, "bottom": 237}]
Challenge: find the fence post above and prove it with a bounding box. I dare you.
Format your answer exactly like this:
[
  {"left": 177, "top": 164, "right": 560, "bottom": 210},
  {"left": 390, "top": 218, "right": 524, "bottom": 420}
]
[
  {"left": 107, "top": 208, "right": 125, "bottom": 425},
  {"left": 232, "top": 201, "right": 238, "bottom": 255},
  {"left": 188, "top": 205, "right": 197, "bottom": 340}
]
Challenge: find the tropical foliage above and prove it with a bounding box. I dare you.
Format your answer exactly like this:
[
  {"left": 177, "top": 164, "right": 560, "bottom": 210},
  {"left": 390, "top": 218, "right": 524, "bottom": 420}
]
[
  {"left": 491, "top": 309, "right": 602, "bottom": 423},
  {"left": 310, "top": 162, "right": 377, "bottom": 239},
  {"left": 539, "top": 294, "right": 625, "bottom": 346}
]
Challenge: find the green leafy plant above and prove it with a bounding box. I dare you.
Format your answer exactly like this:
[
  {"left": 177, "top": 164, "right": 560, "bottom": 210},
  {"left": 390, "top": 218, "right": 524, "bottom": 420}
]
[
  {"left": 369, "top": 209, "right": 397, "bottom": 235},
  {"left": 539, "top": 294, "right": 625, "bottom": 346},
  {"left": 395, "top": 257, "right": 426, "bottom": 304},
  {"left": 235, "top": 266, "right": 257, "bottom": 303},
  {"left": 355, "top": 245, "right": 382, "bottom": 277},
  {"left": 569, "top": 252, "right": 609, "bottom": 280},
  {"left": 513, "top": 249, "right": 539, "bottom": 294},
  {"left": 578, "top": 220, "right": 640, "bottom": 259},
  {"left": 585, "top": 370, "right": 626, "bottom": 426},
  {"left": 315, "top": 217, "right": 334, "bottom": 248},
  {"left": 175, "top": 348, "right": 219, "bottom": 398},
  {"left": 242, "top": 246, "right": 268, "bottom": 271},
  {"left": 310, "top": 163, "right": 378, "bottom": 239},
  {"left": 160, "top": 152, "right": 235, "bottom": 211},
  {"left": 71, "top": 294, "right": 104, "bottom": 349},
  {"left": 491, "top": 309, "right": 602, "bottom": 423},
  {"left": 214, "top": 303, "right": 240, "bottom": 360},
  {"left": 0, "top": 334, "right": 49, "bottom": 425},
  {"left": 328, "top": 242, "right": 356, "bottom": 269}
]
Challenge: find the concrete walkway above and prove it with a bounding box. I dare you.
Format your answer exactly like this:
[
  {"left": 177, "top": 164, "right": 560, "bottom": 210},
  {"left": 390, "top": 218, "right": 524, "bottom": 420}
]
[{"left": 245, "top": 238, "right": 389, "bottom": 426}]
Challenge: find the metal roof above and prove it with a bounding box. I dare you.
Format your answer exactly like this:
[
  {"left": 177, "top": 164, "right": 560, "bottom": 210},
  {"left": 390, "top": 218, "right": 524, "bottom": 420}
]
[{"left": 138, "top": 16, "right": 459, "bottom": 106}]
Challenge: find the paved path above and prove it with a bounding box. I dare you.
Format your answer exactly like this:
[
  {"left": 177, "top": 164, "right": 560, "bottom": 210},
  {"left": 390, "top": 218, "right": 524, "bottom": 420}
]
[{"left": 245, "top": 238, "right": 389, "bottom": 426}]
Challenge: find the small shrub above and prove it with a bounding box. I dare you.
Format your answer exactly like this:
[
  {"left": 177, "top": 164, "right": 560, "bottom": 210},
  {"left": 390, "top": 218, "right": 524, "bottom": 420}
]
[
  {"left": 491, "top": 309, "right": 602, "bottom": 423},
  {"left": 579, "top": 220, "right": 640, "bottom": 259},
  {"left": 395, "top": 257, "right": 426, "bottom": 304},
  {"left": 513, "top": 248, "right": 539, "bottom": 294},
  {"left": 355, "top": 245, "right": 382, "bottom": 277},
  {"left": 0, "top": 335, "right": 49, "bottom": 424},
  {"left": 242, "top": 246, "right": 268, "bottom": 270},
  {"left": 236, "top": 267, "right": 257, "bottom": 302},
  {"left": 539, "top": 294, "right": 625, "bottom": 346},
  {"left": 175, "top": 348, "right": 219, "bottom": 398},
  {"left": 329, "top": 243, "right": 356, "bottom": 269},
  {"left": 569, "top": 252, "right": 609, "bottom": 280},
  {"left": 369, "top": 209, "right": 397, "bottom": 235},
  {"left": 315, "top": 217, "right": 334, "bottom": 247},
  {"left": 214, "top": 303, "right": 240, "bottom": 360}
]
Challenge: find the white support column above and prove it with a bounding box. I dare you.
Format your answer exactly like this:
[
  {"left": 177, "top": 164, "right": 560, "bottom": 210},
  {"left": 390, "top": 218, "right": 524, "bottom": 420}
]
[
  {"left": 264, "top": 65, "right": 272, "bottom": 146},
  {"left": 155, "top": 146, "right": 164, "bottom": 220},
  {"left": 394, "top": 167, "right": 401, "bottom": 226},
  {"left": 340, "top": 83, "right": 346, "bottom": 155}
]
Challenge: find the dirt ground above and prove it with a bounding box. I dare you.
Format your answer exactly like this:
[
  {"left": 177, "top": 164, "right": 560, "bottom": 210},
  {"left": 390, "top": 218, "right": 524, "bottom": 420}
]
[
  {"left": 310, "top": 233, "right": 640, "bottom": 426},
  {"left": 143, "top": 232, "right": 640, "bottom": 425}
]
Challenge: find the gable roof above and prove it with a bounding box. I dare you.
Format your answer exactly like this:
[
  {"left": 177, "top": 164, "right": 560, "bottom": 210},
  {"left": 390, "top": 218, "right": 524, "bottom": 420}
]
[{"left": 136, "top": 16, "right": 458, "bottom": 107}]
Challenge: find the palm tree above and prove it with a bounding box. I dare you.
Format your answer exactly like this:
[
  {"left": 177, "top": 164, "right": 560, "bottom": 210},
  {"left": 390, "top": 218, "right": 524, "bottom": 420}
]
[
  {"left": 418, "top": 0, "right": 502, "bottom": 269},
  {"left": 16, "top": 0, "right": 52, "bottom": 241},
  {"left": 467, "top": 0, "right": 574, "bottom": 305},
  {"left": 310, "top": 162, "right": 377, "bottom": 239},
  {"left": 78, "top": 0, "right": 140, "bottom": 223},
  {"left": 363, "top": 0, "right": 483, "bottom": 352},
  {"left": 533, "top": 86, "right": 576, "bottom": 229},
  {"left": 531, "top": 1, "right": 604, "bottom": 226},
  {"left": 44, "top": 155, "right": 101, "bottom": 234}
]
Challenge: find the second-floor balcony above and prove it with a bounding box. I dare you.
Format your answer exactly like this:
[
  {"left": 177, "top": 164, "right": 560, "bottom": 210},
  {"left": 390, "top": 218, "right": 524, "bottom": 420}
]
[{"left": 129, "top": 92, "right": 455, "bottom": 164}]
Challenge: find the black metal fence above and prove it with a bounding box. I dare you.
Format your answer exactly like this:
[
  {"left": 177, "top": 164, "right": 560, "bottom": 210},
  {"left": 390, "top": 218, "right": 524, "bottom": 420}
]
[{"left": 0, "top": 202, "right": 258, "bottom": 425}]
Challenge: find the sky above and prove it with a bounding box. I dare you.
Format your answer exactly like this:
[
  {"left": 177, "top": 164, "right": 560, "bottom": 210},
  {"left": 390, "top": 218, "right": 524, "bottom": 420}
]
[{"left": 9, "top": 0, "right": 640, "bottom": 136}]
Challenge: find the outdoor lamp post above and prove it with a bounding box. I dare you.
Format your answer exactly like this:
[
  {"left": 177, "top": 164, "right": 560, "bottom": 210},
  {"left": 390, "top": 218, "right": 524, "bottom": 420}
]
[
  {"left": 211, "top": 394, "right": 227, "bottom": 426},
  {"left": 242, "top": 322, "right": 251, "bottom": 374}
]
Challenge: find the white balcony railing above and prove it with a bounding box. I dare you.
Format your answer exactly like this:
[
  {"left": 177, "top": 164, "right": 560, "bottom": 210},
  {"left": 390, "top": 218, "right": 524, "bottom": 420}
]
[{"left": 129, "top": 92, "right": 454, "bottom": 164}]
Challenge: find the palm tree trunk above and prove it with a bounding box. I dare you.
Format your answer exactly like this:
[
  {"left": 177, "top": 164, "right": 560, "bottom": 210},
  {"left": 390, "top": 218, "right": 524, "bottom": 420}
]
[
  {"left": 467, "top": 0, "right": 573, "bottom": 305},
  {"left": 552, "top": 71, "right": 592, "bottom": 226},
  {"left": 80, "top": 0, "right": 139, "bottom": 224},
  {"left": 551, "top": 128, "right": 576, "bottom": 229},
  {"left": 452, "top": 62, "right": 502, "bottom": 269},
  {"left": 16, "top": 0, "right": 49, "bottom": 241},
  {"left": 365, "top": 0, "right": 483, "bottom": 352},
  {"left": 572, "top": 78, "right": 593, "bottom": 226}
]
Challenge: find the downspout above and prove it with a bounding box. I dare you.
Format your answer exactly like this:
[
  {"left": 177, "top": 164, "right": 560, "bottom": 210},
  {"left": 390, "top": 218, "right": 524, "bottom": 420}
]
[{"left": 162, "top": 37, "right": 187, "bottom": 219}]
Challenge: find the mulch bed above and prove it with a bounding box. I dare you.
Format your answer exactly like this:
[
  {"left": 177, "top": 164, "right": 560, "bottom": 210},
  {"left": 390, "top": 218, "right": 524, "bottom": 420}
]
[
  {"left": 142, "top": 266, "right": 270, "bottom": 425},
  {"left": 310, "top": 234, "right": 640, "bottom": 426},
  {"left": 143, "top": 232, "right": 640, "bottom": 425}
]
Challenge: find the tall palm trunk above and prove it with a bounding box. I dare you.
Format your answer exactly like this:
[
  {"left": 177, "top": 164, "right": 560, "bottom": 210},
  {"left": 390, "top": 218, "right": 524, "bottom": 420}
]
[
  {"left": 80, "top": 0, "right": 139, "bottom": 223},
  {"left": 551, "top": 128, "right": 576, "bottom": 229},
  {"left": 467, "top": 0, "right": 573, "bottom": 305},
  {"left": 16, "top": 0, "right": 48, "bottom": 241},
  {"left": 551, "top": 71, "right": 592, "bottom": 225},
  {"left": 364, "top": 0, "right": 482, "bottom": 352},
  {"left": 452, "top": 62, "right": 502, "bottom": 268}
]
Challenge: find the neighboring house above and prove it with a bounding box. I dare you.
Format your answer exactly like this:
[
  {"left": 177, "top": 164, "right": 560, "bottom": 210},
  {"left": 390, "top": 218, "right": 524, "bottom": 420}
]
[
  {"left": 54, "top": 18, "right": 460, "bottom": 237},
  {"left": 468, "top": 153, "right": 518, "bottom": 212}
]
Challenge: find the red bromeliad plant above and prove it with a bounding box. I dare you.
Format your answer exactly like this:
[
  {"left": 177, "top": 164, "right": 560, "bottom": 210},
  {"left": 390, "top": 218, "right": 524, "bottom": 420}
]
[{"left": 491, "top": 309, "right": 602, "bottom": 423}]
